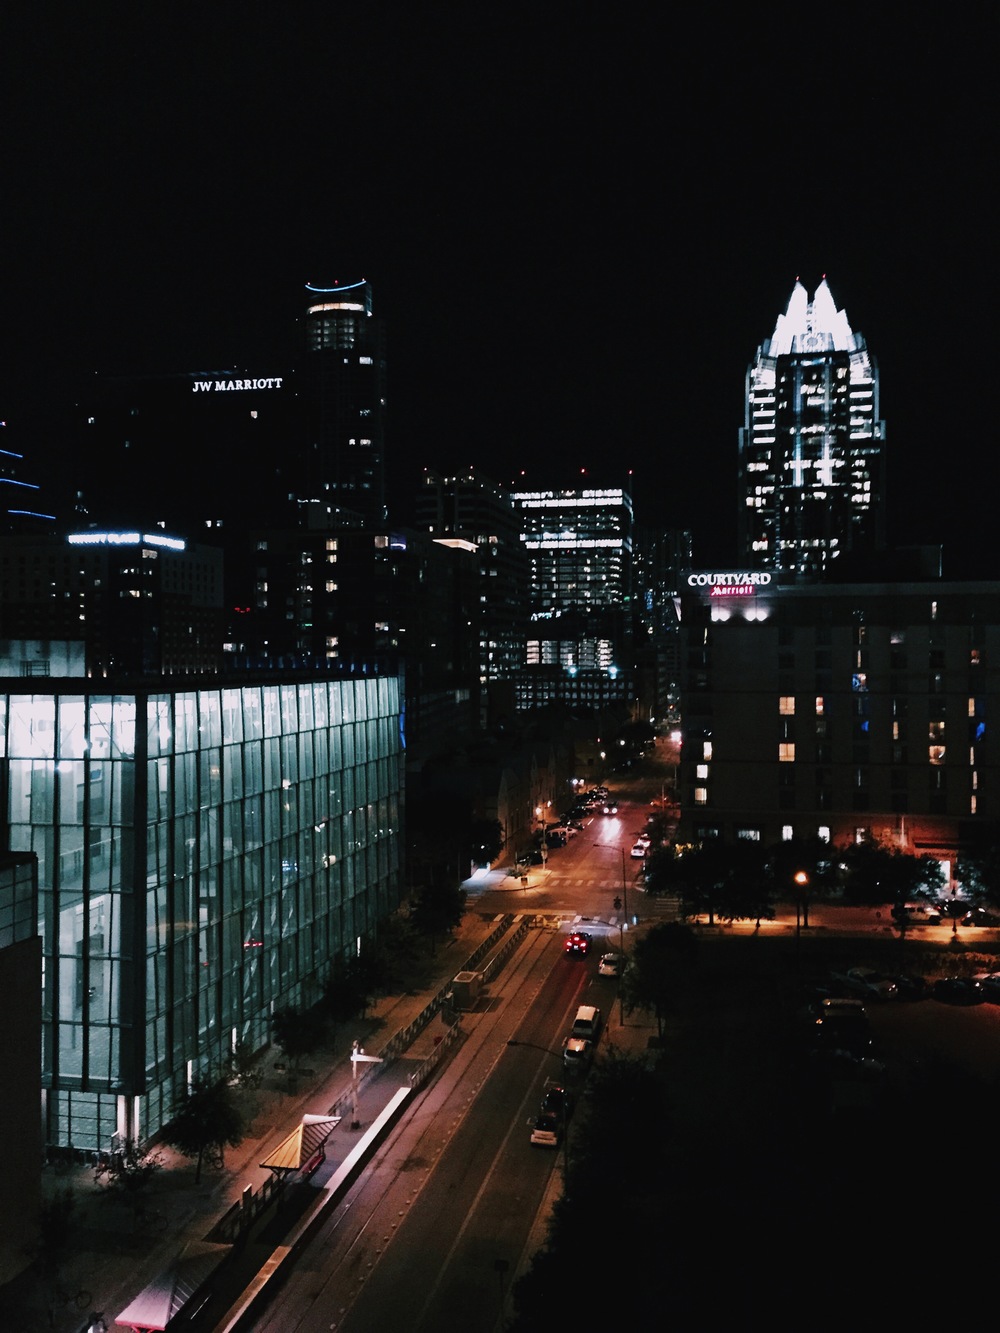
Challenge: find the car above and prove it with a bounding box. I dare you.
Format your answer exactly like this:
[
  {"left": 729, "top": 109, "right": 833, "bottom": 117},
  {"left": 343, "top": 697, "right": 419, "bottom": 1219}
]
[
  {"left": 564, "top": 931, "right": 592, "bottom": 957},
  {"left": 544, "top": 829, "right": 567, "bottom": 847},
  {"left": 530, "top": 1112, "right": 562, "bottom": 1147},
  {"left": 598, "top": 952, "right": 621, "bottom": 978},
  {"left": 841, "top": 967, "right": 898, "bottom": 1002},
  {"left": 634, "top": 832, "right": 651, "bottom": 847},
  {"left": 888, "top": 973, "right": 929, "bottom": 1001},
  {"left": 602, "top": 802, "right": 619, "bottom": 815},
  {"left": 561, "top": 1036, "right": 593, "bottom": 1070},
  {"left": 932, "top": 976, "right": 984, "bottom": 1004},
  {"left": 977, "top": 972, "right": 1000, "bottom": 1002},
  {"left": 960, "top": 908, "right": 1000, "bottom": 928},
  {"left": 540, "top": 1084, "right": 572, "bottom": 1120},
  {"left": 630, "top": 842, "right": 647, "bottom": 859},
  {"left": 892, "top": 902, "right": 944, "bottom": 926}
]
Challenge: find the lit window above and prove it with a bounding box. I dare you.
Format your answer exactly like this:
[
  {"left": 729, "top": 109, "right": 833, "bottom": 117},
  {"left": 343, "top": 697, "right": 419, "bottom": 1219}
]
[
  {"left": 779, "top": 743, "right": 795, "bottom": 762},
  {"left": 818, "top": 826, "right": 831, "bottom": 843},
  {"left": 815, "top": 696, "right": 824, "bottom": 715},
  {"left": 781, "top": 825, "right": 793, "bottom": 841},
  {"left": 696, "top": 764, "right": 709, "bottom": 780},
  {"left": 929, "top": 746, "right": 945, "bottom": 765},
  {"left": 702, "top": 741, "right": 713, "bottom": 760},
  {"left": 695, "top": 787, "right": 708, "bottom": 805},
  {"left": 779, "top": 696, "right": 795, "bottom": 715}
]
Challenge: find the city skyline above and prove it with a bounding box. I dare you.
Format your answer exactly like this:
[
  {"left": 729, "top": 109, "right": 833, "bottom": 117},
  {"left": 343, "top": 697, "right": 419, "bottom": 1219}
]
[{"left": 2, "top": 9, "right": 994, "bottom": 574}]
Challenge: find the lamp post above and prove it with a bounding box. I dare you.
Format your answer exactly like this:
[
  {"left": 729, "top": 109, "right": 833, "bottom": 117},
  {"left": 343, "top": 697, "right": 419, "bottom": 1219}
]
[{"left": 793, "top": 870, "right": 809, "bottom": 959}]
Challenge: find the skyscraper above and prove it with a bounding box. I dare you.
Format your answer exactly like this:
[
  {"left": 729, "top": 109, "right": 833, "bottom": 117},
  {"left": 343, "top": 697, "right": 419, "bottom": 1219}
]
[
  {"left": 301, "top": 279, "right": 387, "bottom": 527},
  {"left": 738, "top": 278, "right": 885, "bottom": 579},
  {"left": 510, "top": 486, "right": 634, "bottom": 711}
]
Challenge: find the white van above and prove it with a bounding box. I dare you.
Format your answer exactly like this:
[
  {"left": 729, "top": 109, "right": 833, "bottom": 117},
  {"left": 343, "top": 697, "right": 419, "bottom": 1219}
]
[{"left": 570, "top": 1004, "right": 602, "bottom": 1041}]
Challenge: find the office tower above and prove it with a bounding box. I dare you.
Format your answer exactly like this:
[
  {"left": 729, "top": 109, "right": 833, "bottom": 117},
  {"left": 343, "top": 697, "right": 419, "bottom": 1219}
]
[
  {"left": 301, "top": 280, "right": 387, "bottom": 528},
  {"left": 738, "top": 278, "right": 886, "bottom": 579},
  {"left": 632, "top": 524, "right": 692, "bottom": 722},
  {"left": 414, "top": 470, "right": 529, "bottom": 685},
  {"left": 510, "top": 486, "right": 634, "bottom": 710},
  {"left": 0, "top": 667, "right": 403, "bottom": 1153}
]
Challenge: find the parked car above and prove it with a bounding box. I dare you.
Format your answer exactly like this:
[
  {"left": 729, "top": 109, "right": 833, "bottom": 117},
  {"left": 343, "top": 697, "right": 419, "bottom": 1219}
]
[
  {"left": 892, "top": 902, "right": 944, "bottom": 926},
  {"left": 974, "top": 972, "right": 1000, "bottom": 1002},
  {"left": 598, "top": 952, "right": 621, "bottom": 978},
  {"left": 630, "top": 842, "right": 647, "bottom": 859},
  {"left": 960, "top": 908, "right": 1000, "bottom": 928},
  {"left": 530, "top": 1112, "right": 561, "bottom": 1147},
  {"left": 562, "top": 1036, "right": 593, "bottom": 1070},
  {"left": 540, "top": 1084, "right": 572, "bottom": 1120},
  {"left": 888, "top": 973, "right": 929, "bottom": 1001},
  {"left": 932, "top": 976, "right": 984, "bottom": 1004},
  {"left": 840, "top": 967, "right": 898, "bottom": 1002},
  {"left": 563, "top": 931, "right": 592, "bottom": 957}
]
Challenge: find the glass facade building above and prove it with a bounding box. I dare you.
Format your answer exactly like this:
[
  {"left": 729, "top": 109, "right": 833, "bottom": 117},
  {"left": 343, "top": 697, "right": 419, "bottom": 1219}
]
[{"left": 1, "top": 670, "right": 403, "bottom": 1151}]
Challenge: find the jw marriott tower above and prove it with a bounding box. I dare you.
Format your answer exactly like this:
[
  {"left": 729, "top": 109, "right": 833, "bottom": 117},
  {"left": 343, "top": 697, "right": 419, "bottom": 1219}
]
[{"left": 738, "top": 278, "right": 885, "bottom": 579}]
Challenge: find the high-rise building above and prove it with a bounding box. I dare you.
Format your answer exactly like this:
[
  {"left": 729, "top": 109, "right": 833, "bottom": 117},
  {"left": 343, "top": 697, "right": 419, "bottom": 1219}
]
[
  {"left": 301, "top": 280, "right": 387, "bottom": 528},
  {"left": 414, "top": 470, "right": 528, "bottom": 685},
  {"left": 510, "top": 485, "right": 634, "bottom": 712},
  {"left": 738, "top": 279, "right": 886, "bottom": 579}
]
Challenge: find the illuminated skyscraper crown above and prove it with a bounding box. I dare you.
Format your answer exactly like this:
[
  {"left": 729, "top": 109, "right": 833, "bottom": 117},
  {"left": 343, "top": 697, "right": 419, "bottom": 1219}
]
[{"left": 764, "top": 277, "right": 859, "bottom": 357}]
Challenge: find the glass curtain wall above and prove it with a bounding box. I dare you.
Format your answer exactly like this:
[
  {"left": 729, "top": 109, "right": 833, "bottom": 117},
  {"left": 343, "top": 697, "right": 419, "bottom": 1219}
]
[{"left": 0, "top": 671, "right": 402, "bottom": 1151}]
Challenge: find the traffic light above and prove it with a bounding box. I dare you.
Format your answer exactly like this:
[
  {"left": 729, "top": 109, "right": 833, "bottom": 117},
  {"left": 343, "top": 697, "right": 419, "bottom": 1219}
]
[{"left": 613, "top": 896, "right": 622, "bottom": 911}]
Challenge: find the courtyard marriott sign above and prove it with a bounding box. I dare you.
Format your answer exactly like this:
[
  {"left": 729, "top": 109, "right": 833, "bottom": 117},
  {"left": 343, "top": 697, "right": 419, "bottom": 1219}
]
[{"left": 686, "top": 571, "right": 772, "bottom": 597}]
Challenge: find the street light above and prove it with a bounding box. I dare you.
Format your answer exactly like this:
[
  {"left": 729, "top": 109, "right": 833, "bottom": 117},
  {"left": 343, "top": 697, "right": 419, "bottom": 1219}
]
[{"left": 794, "top": 870, "right": 809, "bottom": 958}]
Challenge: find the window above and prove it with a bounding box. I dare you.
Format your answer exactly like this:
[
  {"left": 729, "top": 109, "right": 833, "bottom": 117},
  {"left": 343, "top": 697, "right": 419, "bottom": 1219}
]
[
  {"left": 736, "top": 827, "right": 761, "bottom": 841},
  {"left": 779, "top": 743, "right": 795, "bottom": 762},
  {"left": 694, "top": 787, "right": 708, "bottom": 805},
  {"left": 815, "top": 696, "right": 824, "bottom": 715},
  {"left": 929, "top": 746, "right": 945, "bottom": 765},
  {"left": 779, "top": 696, "right": 795, "bottom": 715},
  {"left": 696, "top": 764, "right": 709, "bottom": 780},
  {"left": 782, "top": 825, "right": 794, "bottom": 841}
]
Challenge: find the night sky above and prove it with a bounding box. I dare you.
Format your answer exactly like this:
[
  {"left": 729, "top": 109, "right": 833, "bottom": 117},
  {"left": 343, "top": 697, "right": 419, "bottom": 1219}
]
[{"left": 2, "top": 6, "right": 995, "bottom": 573}]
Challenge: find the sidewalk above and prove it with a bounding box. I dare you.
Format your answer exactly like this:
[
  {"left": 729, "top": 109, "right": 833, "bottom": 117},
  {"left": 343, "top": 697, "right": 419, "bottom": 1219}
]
[{"left": 1, "top": 905, "right": 502, "bottom": 1333}]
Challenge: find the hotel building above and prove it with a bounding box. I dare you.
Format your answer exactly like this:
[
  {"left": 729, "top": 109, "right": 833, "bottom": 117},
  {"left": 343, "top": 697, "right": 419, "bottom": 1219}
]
[{"left": 677, "top": 572, "right": 999, "bottom": 879}]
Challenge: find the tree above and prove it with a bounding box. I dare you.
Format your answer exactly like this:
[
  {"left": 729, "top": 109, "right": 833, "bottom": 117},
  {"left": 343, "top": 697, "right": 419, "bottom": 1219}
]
[
  {"left": 161, "top": 1073, "right": 246, "bottom": 1184},
  {"left": 838, "top": 834, "right": 944, "bottom": 911},
  {"left": 620, "top": 921, "right": 698, "bottom": 1038},
  {"left": 646, "top": 839, "right": 759, "bottom": 925},
  {"left": 766, "top": 835, "right": 838, "bottom": 920},
  {"left": 957, "top": 835, "right": 1000, "bottom": 911},
  {"left": 468, "top": 817, "right": 504, "bottom": 866},
  {"left": 271, "top": 1004, "right": 327, "bottom": 1088},
  {"left": 93, "top": 1140, "right": 163, "bottom": 1224},
  {"left": 409, "top": 881, "right": 467, "bottom": 952}
]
